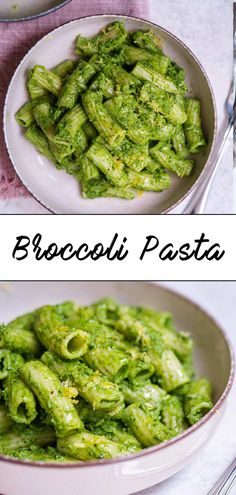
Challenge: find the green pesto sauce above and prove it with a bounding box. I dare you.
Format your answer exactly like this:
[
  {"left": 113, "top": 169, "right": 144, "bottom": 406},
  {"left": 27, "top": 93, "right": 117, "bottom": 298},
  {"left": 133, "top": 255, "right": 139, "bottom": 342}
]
[
  {"left": 0, "top": 299, "right": 213, "bottom": 462},
  {"left": 14, "top": 21, "right": 207, "bottom": 199}
]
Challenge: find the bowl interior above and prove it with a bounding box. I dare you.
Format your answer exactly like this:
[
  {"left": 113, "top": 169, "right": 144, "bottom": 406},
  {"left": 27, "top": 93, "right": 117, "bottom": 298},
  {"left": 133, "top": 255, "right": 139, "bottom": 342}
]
[
  {"left": 4, "top": 15, "right": 216, "bottom": 213},
  {"left": 0, "top": 281, "right": 231, "bottom": 402},
  {"left": 0, "top": 0, "right": 70, "bottom": 20}
]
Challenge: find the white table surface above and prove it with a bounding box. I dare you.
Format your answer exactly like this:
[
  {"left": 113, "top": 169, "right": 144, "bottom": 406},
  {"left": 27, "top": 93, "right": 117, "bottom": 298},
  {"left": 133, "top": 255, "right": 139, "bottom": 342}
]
[
  {"left": 0, "top": 0, "right": 233, "bottom": 214},
  {"left": 137, "top": 282, "right": 236, "bottom": 495}
]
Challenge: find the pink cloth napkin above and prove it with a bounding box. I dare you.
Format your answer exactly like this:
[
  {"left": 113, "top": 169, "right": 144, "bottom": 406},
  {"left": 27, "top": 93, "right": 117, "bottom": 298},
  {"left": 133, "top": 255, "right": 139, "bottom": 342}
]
[{"left": 0, "top": 0, "right": 149, "bottom": 199}]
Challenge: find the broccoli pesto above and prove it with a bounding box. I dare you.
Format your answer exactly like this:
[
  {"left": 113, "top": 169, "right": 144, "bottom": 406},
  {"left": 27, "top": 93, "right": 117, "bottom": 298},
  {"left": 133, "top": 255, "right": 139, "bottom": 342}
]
[
  {"left": 0, "top": 299, "right": 213, "bottom": 462},
  {"left": 15, "top": 22, "right": 207, "bottom": 200}
]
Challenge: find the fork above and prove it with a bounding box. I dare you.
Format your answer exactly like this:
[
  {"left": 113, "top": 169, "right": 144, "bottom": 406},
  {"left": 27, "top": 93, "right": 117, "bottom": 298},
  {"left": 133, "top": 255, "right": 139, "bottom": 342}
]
[
  {"left": 183, "top": 79, "right": 234, "bottom": 214},
  {"left": 192, "top": 81, "right": 234, "bottom": 214},
  {"left": 207, "top": 457, "right": 236, "bottom": 495},
  {"left": 183, "top": 27, "right": 235, "bottom": 214}
]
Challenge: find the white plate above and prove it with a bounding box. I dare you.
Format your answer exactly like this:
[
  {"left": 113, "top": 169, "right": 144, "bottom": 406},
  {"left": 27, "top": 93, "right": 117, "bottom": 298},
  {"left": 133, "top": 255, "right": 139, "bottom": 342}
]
[
  {"left": 0, "top": 282, "right": 233, "bottom": 495},
  {"left": 4, "top": 15, "right": 217, "bottom": 213},
  {"left": 0, "top": 0, "right": 72, "bottom": 21}
]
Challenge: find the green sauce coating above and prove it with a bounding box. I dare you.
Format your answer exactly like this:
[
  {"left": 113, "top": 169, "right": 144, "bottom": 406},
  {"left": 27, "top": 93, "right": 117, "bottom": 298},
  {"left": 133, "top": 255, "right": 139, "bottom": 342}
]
[
  {"left": 15, "top": 22, "right": 207, "bottom": 200},
  {"left": 0, "top": 299, "right": 213, "bottom": 463},
  {"left": 20, "top": 360, "right": 83, "bottom": 437}
]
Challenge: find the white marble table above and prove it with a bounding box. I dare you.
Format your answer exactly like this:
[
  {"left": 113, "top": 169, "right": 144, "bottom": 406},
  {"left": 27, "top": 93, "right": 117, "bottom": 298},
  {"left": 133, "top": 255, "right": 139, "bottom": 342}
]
[
  {"left": 137, "top": 282, "right": 236, "bottom": 495},
  {"left": 0, "top": 0, "right": 233, "bottom": 214}
]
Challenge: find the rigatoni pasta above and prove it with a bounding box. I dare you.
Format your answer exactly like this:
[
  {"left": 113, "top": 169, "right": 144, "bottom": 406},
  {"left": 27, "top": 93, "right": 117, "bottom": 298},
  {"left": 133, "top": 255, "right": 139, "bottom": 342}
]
[
  {"left": 0, "top": 298, "right": 213, "bottom": 462},
  {"left": 15, "top": 22, "right": 207, "bottom": 200}
]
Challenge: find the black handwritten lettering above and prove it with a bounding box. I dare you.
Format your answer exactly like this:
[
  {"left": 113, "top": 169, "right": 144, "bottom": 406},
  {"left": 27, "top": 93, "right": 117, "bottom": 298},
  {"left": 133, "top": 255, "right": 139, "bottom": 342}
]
[
  {"left": 140, "top": 236, "right": 159, "bottom": 260},
  {"left": 91, "top": 244, "right": 104, "bottom": 260},
  {"left": 140, "top": 233, "right": 225, "bottom": 262},
  {"left": 11, "top": 232, "right": 225, "bottom": 264},
  {"left": 159, "top": 243, "right": 178, "bottom": 261},
  {"left": 178, "top": 243, "right": 191, "bottom": 260},
  {"left": 45, "top": 244, "right": 59, "bottom": 260},
  {"left": 106, "top": 235, "right": 128, "bottom": 261},
  {"left": 76, "top": 243, "right": 90, "bottom": 260},
  {"left": 12, "top": 235, "right": 30, "bottom": 260},
  {"left": 193, "top": 233, "right": 210, "bottom": 260},
  {"left": 205, "top": 244, "right": 225, "bottom": 261},
  {"left": 60, "top": 244, "right": 75, "bottom": 261},
  {"left": 12, "top": 233, "right": 129, "bottom": 262},
  {"left": 32, "top": 233, "right": 45, "bottom": 260}
]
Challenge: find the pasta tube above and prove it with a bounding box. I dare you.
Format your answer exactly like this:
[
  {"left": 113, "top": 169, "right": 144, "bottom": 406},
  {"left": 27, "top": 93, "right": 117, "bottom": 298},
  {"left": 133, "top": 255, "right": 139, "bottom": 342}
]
[
  {"left": 84, "top": 345, "right": 129, "bottom": 383},
  {"left": 127, "top": 168, "right": 171, "bottom": 192},
  {"left": 88, "top": 420, "right": 141, "bottom": 453},
  {"left": 150, "top": 143, "right": 194, "bottom": 177},
  {"left": 172, "top": 125, "right": 189, "bottom": 158},
  {"left": 3, "top": 312, "right": 41, "bottom": 358},
  {"left": 161, "top": 395, "right": 185, "bottom": 434},
  {"left": 20, "top": 360, "right": 83, "bottom": 436},
  {"left": 0, "top": 425, "right": 56, "bottom": 454},
  {"left": 121, "top": 380, "right": 166, "bottom": 410},
  {"left": 34, "top": 304, "right": 89, "bottom": 360},
  {"left": 41, "top": 351, "right": 124, "bottom": 413},
  {"left": 4, "top": 373, "right": 38, "bottom": 425},
  {"left": 0, "top": 404, "right": 13, "bottom": 434},
  {"left": 124, "top": 403, "right": 172, "bottom": 447},
  {"left": 184, "top": 378, "right": 213, "bottom": 425},
  {"left": 140, "top": 82, "right": 187, "bottom": 124},
  {"left": 54, "top": 105, "right": 88, "bottom": 147},
  {"left": 132, "top": 62, "right": 178, "bottom": 93},
  {"left": 0, "top": 349, "right": 24, "bottom": 380},
  {"left": 25, "top": 124, "right": 56, "bottom": 162},
  {"left": 131, "top": 30, "right": 163, "bottom": 53},
  {"left": 15, "top": 101, "right": 35, "bottom": 128},
  {"left": 82, "top": 92, "right": 125, "bottom": 147},
  {"left": 57, "top": 431, "right": 123, "bottom": 461},
  {"left": 76, "top": 22, "right": 127, "bottom": 56},
  {"left": 86, "top": 141, "right": 127, "bottom": 186},
  {"left": 58, "top": 62, "right": 96, "bottom": 109},
  {"left": 29, "top": 65, "right": 63, "bottom": 97},
  {"left": 184, "top": 99, "right": 207, "bottom": 153},
  {"left": 121, "top": 45, "right": 170, "bottom": 73}
]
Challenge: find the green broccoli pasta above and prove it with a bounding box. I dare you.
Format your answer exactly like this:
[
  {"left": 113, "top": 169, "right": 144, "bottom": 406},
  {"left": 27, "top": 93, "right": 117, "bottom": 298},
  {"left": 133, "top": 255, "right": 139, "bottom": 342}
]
[
  {"left": 76, "top": 22, "right": 127, "bottom": 56},
  {"left": 123, "top": 403, "right": 172, "bottom": 447},
  {"left": 41, "top": 351, "right": 124, "bottom": 413},
  {"left": 0, "top": 349, "right": 24, "bottom": 380},
  {"left": 182, "top": 378, "right": 213, "bottom": 425},
  {"left": 1, "top": 312, "right": 41, "bottom": 358},
  {"left": 57, "top": 431, "right": 124, "bottom": 461},
  {"left": 3, "top": 373, "right": 38, "bottom": 425},
  {"left": 87, "top": 419, "right": 141, "bottom": 454},
  {"left": 15, "top": 22, "right": 207, "bottom": 200},
  {"left": 0, "top": 404, "right": 13, "bottom": 434},
  {"left": 161, "top": 395, "right": 185, "bottom": 433},
  {"left": 34, "top": 304, "right": 89, "bottom": 360},
  {"left": 0, "top": 425, "right": 56, "bottom": 454},
  {"left": 0, "top": 299, "right": 213, "bottom": 462},
  {"left": 58, "top": 61, "right": 96, "bottom": 109},
  {"left": 3, "top": 446, "right": 77, "bottom": 463},
  {"left": 20, "top": 360, "right": 83, "bottom": 437},
  {"left": 184, "top": 99, "right": 207, "bottom": 153},
  {"left": 121, "top": 380, "right": 166, "bottom": 411}
]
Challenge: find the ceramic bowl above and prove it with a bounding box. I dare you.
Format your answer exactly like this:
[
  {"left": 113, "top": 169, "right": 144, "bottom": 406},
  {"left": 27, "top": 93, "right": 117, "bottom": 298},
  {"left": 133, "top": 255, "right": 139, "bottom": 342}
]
[
  {"left": 0, "top": 0, "right": 72, "bottom": 22},
  {"left": 3, "top": 14, "right": 217, "bottom": 214},
  {"left": 0, "top": 282, "right": 233, "bottom": 495}
]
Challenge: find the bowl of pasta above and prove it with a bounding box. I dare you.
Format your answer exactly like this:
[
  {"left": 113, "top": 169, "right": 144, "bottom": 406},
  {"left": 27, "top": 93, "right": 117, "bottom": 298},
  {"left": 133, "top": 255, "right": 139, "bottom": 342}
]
[
  {"left": 0, "top": 0, "right": 72, "bottom": 22},
  {"left": 4, "top": 15, "right": 217, "bottom": 213},
  {"left": 0, "top": 282, "right": 233, "bottom": 495}
]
